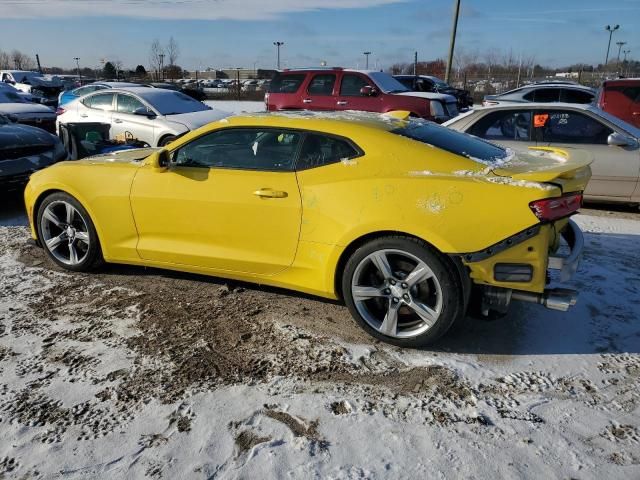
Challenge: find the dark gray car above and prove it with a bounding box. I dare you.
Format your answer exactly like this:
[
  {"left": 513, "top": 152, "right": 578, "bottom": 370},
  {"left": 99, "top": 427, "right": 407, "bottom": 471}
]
[{"left": 0, "top": 114, "right": 67, "bottom": 190}]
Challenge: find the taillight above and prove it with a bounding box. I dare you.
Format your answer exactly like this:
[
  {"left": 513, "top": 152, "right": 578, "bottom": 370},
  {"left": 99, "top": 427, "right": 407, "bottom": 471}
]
[
  {"left": 429, "top": 100, "right": 445, "bottom": 118},
  {"left": 264, "top": 92, "right": 269, "bottom": 110},
  {"left": 529, "top": 193, "right": 582, "bottom": 222},
  {"left": 56, "top": 107, "right": 66, "bottom": 116}
]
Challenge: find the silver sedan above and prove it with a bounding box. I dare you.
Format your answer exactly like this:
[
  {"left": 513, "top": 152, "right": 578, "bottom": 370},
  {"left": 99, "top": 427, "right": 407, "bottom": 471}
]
[{"left": 445, "top": 103, "right": 640, "bottom": 204}]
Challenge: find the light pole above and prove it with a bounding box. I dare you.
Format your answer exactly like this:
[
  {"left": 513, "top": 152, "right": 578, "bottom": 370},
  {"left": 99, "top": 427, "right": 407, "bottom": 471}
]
[
  {"left": 445, "top": 0, "right": 461, "bottom": 84},
  {"left": 73, "top": 57, "right": 81, "bottom": 82},
  {"left": 604, "top": 24, "right": 620, "bottom": 68},
  {"left": 273, "top": 42, "right": 284, "bottom": 69},
  {"left": 363, "top": 51, "right": 371, "bottom": 69},
  {"left": 159, "top": 53, "right": 165, "bottom": 81},
  {"left": 616, "top": 41, "right": 627, "bottom": 70}
]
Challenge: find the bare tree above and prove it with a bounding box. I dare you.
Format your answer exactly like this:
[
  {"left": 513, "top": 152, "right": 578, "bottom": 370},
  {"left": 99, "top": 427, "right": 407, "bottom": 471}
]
[
  {"left": 167, "top": 37, "right": 179, "bottom": 67},
  {"left": 149, "top": 39, "right": 165, "bottom": 81},
  {"left": 0, "top": 50, "right": 10, "bottom": 69},
  {"left": 11, "top": 50, "right": 36, "bottom": 70}
]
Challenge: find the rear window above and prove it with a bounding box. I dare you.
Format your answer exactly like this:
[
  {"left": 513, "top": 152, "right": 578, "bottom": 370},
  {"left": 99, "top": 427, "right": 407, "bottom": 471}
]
[
  {"left": 269, "top": 74, "right": 305, "bottom": 94},
  {"left": 393, "top": 121, "right": 509, "bottom": 163}
]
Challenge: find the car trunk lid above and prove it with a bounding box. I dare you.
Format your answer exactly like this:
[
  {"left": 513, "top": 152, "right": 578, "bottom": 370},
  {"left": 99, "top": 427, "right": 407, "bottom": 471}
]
[{"left": 493, "top": 147, "right": 592, "bottom": 193}]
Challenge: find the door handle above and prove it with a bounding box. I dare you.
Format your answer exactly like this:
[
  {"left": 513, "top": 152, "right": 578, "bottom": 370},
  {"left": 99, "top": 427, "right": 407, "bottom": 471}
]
[
  {"left": 253, "top": 188, "right": 288, "bottom": 198},
  {"left": 114, "top": 118, "right": 123, "bottom": 123},
  {"left": 80, "top": 114, "right": 88, "bottom": 118},
  {"left": 302, "top": 98, "right": 312, "bottom": 104},
  {"left": 336, "top": 101, "right": 347, "bottom": 106}
]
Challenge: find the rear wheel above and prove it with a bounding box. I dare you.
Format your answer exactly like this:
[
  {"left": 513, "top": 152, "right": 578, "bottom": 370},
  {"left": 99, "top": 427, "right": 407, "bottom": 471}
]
[
  {"left": 37, "top": 192, "right": 103, "bottom": 272},
  {"left": 342, "top": 236, "right": 464, "bottom": 347}
]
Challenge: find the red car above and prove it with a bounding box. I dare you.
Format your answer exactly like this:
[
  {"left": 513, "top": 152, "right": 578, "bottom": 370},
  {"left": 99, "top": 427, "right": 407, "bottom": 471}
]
[
  {"left": 597, "top": 78, "right": 640, "bottom": 128},
  {"left": 265, "top": 68, "right": 458, "bottom": 123}
]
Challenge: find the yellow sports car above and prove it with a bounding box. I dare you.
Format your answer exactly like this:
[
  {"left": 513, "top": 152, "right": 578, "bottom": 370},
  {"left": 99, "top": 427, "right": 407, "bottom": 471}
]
[{"left": 24, "top": 111, "right": 591, "bottom": 347}]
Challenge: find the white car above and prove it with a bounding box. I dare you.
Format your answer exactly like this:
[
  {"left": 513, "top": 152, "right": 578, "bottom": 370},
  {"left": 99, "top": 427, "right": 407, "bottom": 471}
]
[
  {"left": 1, "top": 70, "right": 64, "bottom": 106},
  {"left": 57, "top": 87, "right": 229, "bottom": 147},
  {"left": 0, "top": 90, "right": 56, "bottom": 133}
]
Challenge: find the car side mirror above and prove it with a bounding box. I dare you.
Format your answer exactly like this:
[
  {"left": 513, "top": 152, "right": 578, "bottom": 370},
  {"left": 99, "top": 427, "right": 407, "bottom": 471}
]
[
  {"left": 147, "top": 149, "right": 170, "bottom": 170},
  {"left": 607, "top": 132, "right": 637, "bottom": 148},
  {"left": 360, "top": 86, "right": 378, "bottom": 97},
  {"left": 134, "top": 107, "right": 156, "bottom": 119}
]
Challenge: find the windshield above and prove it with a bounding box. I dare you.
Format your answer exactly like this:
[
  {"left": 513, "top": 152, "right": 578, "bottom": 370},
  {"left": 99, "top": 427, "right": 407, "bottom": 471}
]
[
  {"left": 393, "top": 121, "right": 509, "bottom": 163},
  {"left": 141, "top": 90, "right": 209, "bottom": 115},
  {"left": 432, "top": 77, "right": 449, "bottom": 88},
  {"left": 367, "top": 72, "right": 410, "bottom": 93},
  {"left": 13, "top": 71, "right": 39, "bottom": 84}
]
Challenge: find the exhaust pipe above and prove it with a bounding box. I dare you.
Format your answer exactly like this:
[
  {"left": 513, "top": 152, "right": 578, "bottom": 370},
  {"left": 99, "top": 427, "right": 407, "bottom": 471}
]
[{"left": 511, "top": 288, "right": 578, "bottom": 312}]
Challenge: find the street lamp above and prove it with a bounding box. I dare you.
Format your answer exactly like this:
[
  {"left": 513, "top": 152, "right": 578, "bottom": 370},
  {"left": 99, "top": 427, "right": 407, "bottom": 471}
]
[
  {"left": 273, "top": 42, "right": 284, "bottom": 69},
  {"left": 604, "top": 24, "right": 620, "bottom": 68},
  {"left": 363, "top": 51, "right": 371, "bottom": 69},
  {"left": 73, "top": 57, "right": 81, "bottom": 82},
  {"left": 445, "top": 0, "right": 461, "bottom": 84},
  {"left": 616, "top": 41, "right": 627, "bottom": 69}
]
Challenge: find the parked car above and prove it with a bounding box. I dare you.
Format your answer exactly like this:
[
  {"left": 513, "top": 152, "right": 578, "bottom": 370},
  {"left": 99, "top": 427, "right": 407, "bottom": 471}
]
[
  {"left": 483, "top": 83, "right": 596, "bottom": 107},
  {"left": 0, "top": 81, "right": 37, "bottom": 103},
  {"left": 0, "top": 113, "right": 66, "bottom": 190},
  {"left": 56, "top": 87, "right": 228, "bottom": 147},
  {"left": 1, "top": 70, "right": 64, "bottom": 106},
  {"left": 394, "top": 75, "right": 474, "bottom": 109},
  {"left": 0, "top": 90, "right": 57, "bottom": 133},
  {"left": 597, "top": 78, "right": 640, "bottom": 129},
  {"left": 58, "top": 82, "right": 141, "bottom": 108},
  {"left": 25, "top": 111, "right": 590, "bottom": 347},
  {"left": 445, "top": 103, "right": 639, "bottom": 204},
  {"left": 266, "top": 68, "right": 459, "bottom": 123}
]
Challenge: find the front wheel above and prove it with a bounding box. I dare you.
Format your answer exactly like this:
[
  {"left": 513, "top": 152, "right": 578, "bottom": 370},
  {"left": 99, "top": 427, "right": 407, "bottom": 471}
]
[
  {"left": 159, "top": 135, "right": 177, "bottom": 147},
  {"left": 342, "top": 236, "right": 464, "bottom": 348},
  {"left": 37, "top": 192, "right": 103, "bottom": 272}
]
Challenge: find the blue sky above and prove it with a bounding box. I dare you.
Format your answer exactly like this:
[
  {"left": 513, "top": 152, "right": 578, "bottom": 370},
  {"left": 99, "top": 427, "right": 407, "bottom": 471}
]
[{"left": 0, "top": 0, "right": 638, "bottom": 70}]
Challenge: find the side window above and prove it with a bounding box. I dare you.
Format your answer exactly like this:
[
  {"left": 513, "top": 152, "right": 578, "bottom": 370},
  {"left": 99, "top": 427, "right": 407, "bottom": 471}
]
[
  {"left": 468, "top": 110, "right": 532, "bottom": 141},
  {"left": 533, "top": 88, "right": 560, "bottom": 102},
  {"left": 340, "top": 74, "right": 370, "bottom": 96},
  {"left": 268, "top": 74, "right": 305, "bottom": 93},
  {"left": 396, "top": 77, "right": 413, "bottom": 89},
  {"left": 307, "top": 74, "right": 336, "bottom": 95},
  {"left": 116, "top": 94, "right": 146, "bottom": 114},
  {"left": 173, "top": 128, "right": 301, "bottom": 171},
  {"left": 561, "top": 89, "right": 594, "bottom": 104},
  {"left": 523, "top": 91, "right": 535, "bottom": 101},
  {"left": 297, "top": 134, "right": 360, "bottom": 170},
  {"left": 83, "top": 93, "right": 114, "bottom": 111},
  {"left": 539, "top": 111, "right": 612, "bottom": 144}
]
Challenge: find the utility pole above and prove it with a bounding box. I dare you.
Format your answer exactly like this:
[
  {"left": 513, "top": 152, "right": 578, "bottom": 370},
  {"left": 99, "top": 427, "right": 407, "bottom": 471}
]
[
  {"left": 35, "top": 54, "right": 43, "bottom": 74},
  {"left": 604, "top": 24, "right": 620, "bottom": 68},
  {"left": 159, "top": 53, "right": 165, "bottom": 81},
  {"left": 445, "top": 0, "right": 461, "bottom": 84},
  {"left": 413, "top": 51, "right": 418, "bottom": 76},
  {"left": 273, "top": 42, "right": 284, "bottom": 69},
  {"left": 616, "top": 41, "right": 627, "bottom": 71},
  {"left": 74, "top": 57, "right": 81, "bottom": 82},
  {"left": 363, "top": 51, "right": 371, "bottom": 69}
]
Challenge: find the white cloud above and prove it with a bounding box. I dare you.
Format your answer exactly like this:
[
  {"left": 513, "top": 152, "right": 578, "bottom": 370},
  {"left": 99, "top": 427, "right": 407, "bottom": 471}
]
[{"left": 0, "top": 0, "right": 407, "bottom": 20}]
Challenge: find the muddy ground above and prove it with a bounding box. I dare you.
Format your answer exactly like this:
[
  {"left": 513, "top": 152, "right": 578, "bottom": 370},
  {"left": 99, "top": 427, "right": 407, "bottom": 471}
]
[{"left": 0, "top": 193, "right": 639, "bottom": 478}]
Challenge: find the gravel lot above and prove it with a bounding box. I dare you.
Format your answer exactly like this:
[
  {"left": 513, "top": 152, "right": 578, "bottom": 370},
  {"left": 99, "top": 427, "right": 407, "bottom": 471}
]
[{"left": 1, "top": 189, "right": 639, "bottom": 479}]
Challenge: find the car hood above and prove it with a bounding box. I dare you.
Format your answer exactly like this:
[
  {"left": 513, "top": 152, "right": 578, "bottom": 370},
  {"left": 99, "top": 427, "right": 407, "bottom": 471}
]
[
  {"left": 396, "top": 91, "right": 457, "bottom": 102},
  {"left": 0, "top": 122, "right": 55, "bottom": 148},
  {"left": 17, "top": 76, "right": 64, "bottom": 88},
  {"left": 0, "top": 103, "right": 55, "bottom": 116},
  {"left": 77, "top": 147, "right": 161, "bottom": 165},
  {"left": 164, "top": 108, "right": 230, "bottom": 130}
]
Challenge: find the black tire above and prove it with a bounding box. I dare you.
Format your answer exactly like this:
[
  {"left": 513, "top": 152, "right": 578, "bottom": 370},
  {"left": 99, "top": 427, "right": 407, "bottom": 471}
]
[
  {"left": 159, "top": 135, "right": 177, "bottom": 147},
  {"left": 342, "top": 236, "right": 465, "bottom": 348},
  {"left": 36, "top": 192, "right": 103, "bottom": 272}
]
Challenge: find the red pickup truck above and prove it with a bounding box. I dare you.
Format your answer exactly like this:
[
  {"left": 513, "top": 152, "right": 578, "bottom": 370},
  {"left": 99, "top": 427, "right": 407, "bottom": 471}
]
[
  {"left": 597, "top": 78, "right": 640, "bottom": 128},
  {"left": 265, "top": 68, "right": 459, "bottom": 123}
]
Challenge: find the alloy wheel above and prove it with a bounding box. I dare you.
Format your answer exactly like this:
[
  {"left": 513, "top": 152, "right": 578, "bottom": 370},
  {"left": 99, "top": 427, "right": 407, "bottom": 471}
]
[{"left": 40, "top": 200, "right": 91, "bottom": 266}]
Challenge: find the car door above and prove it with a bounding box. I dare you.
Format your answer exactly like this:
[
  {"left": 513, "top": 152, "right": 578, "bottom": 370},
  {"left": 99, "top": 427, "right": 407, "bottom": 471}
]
[
  {"left": 130, "top": 127, "right": 303, "bottom": 275},
  {"left": 335, "top": 73, "right": 381, "bottom": 112},
  {"left": 111, "top": 93, "right": 156, "bottom": 146},
  {"left": 301, "top": 73, "right": 337, "bottom": 110},
  {"left": 466, "top": 109, "right": 534, "bottom": 153},
  {"left": 534, "top": 108, "right": 639, "bottom": 198},
  {"left": 78, "top": 92, "right": 115, "bottom": 124}
]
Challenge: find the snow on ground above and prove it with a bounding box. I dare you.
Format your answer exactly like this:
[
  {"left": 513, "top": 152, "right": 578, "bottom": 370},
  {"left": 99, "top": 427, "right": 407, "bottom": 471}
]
[{"left": 0, "top": 205, "right": 639, "bottom": 479}]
